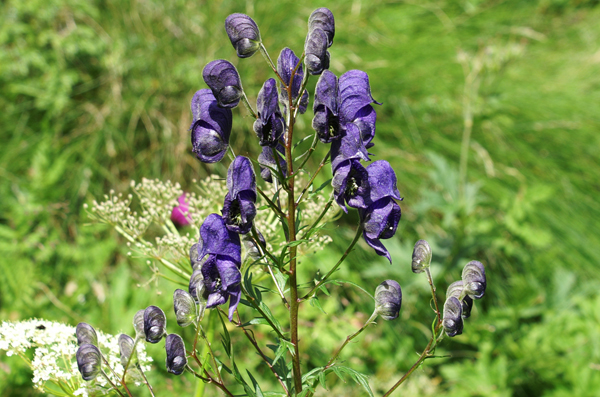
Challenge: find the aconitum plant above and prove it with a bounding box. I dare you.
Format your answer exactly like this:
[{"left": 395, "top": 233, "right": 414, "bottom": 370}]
[{"left": 0, "top": 8, "right": 487, "bottom": 397}]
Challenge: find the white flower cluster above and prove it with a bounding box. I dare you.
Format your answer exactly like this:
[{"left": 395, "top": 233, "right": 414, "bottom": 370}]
[
  {"left": 87, "top": 174, "right": 336, "bottom": 282},
  {"left": 0, "top": 319, "right": 152, "bottom": 396}
]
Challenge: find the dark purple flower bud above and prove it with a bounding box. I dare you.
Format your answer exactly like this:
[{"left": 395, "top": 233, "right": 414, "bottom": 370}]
[
  {"left": 196, "top": 213, "right": 242, "bottom": 265},
  {"left": 332, "top": 159, "right": 369, "bottom": 213},
  {"left": 339, "top": 70, "right": 381, "bottom": 148},
  {"left": 189, "top": 268, "right": 206, "bottom": 302},
  {"left": 201, "top": 255, "right": 242, "bottom": 321},
  {"left": 374, "top": 280, "right": 402, "bottom": 320},
  {"left": 165, "top": 334, "right": 187, "bottom": 375},
  {"left": 312, "top": 71, "right": 341, "bottom": 143},
  {"left": 225, "top": 13, "right": 261, "bottom": 58},
  {"left": 446, "top": 281, "right": 473, "bottom": 319},
  {"left": 258, "top": 144, "right": 286, "bottom": 183},
  {"left": 411, "top": 239, "right": 432, "bottom": 273},
  {"left": 443, "top": 296, "right": 464, "bottom": 337},
  {"left": 133, "top": 310, "right": 145, "bottom": 338},
  {"left": 118, "top": 334, "right": 135, "bottom": 367},
  {"left": 143, "top": 305, "right": 167, "bottom": 344},
  {"left": 223, "top": 156, "right": 257, "bottom": 234},
  {"left": 254, "top": 78, "right": 285, "bottom": 147},
  {"left": 171, "top": 193, "right": 191, "bottom": 227},
  {"left": 277, "top": 48, "right": 309, "bottom": 113},
  {"left": 304, "top": 28, "right": 330, "bottom": 75},
  {"left": 360, "top": 198, "right": 401, "bottom": 263},
  {"left": 190, "top": 89, "right": 232, "bottom": 163},
  {"left": 462, "top": 261, "right": 486, "bottom": 299},
  {"left": 202, "top": 60, "right": 243, "bottom": 108},
  {"left": 76, "top": 323, "right": 98, "bottom": 347},
  {"left": 76, "top": 344, "right": 102, "bottom": 381},
  {"left": 173, "top": 289, "right": 196, "bottom": 327},
  {"left": 308, "top": 8, "right": 335, "bottom": 47}
]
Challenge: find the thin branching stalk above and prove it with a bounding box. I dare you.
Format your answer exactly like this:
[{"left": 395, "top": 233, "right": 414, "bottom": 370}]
[{"left": 296, "top": 150, "right": 330, "bottom": 206}]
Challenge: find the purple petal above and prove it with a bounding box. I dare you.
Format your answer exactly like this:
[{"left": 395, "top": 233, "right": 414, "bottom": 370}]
[
  {"left": 332, "top": 159, "right": 369, "bottom": 212},
  {"left": 361, "top": 198, "right": 401, "bottom": 263},
  {"left": 277, "top": 48, "right": 308, "bottom": 114},
  {"left": 227, "top": 156, "right": 257, "bottom": 200},
  {"left": 255, "top": 78, "right": 285, "bottom": 146},
  {"left": 339, "top": 70, "right": 381, "bottom": 123},
  {"left": 198, "top": 214, "right": 241, "bottom": 264},
  {"left": 227, "top": 284, "right": 241, "bottom": 321},
  {"left": 190, "top": 89, "right": 232, "bottom": 163},
  {"left": 352, "top": 105, "right": 377, "bottom": 148},
  {"left": 258, "top": 144, "right": 286, "bottom": 183},
  {"left": 331, "top": 123, "right": 370, "bottom": 172},
  {"left": 365, "top": 160, "right": 402, "bottom": 203}
]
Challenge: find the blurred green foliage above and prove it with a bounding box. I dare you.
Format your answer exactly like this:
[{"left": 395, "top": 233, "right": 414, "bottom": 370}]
[{"left": 1, "top": 0, "right": 599, "bottom": 395}]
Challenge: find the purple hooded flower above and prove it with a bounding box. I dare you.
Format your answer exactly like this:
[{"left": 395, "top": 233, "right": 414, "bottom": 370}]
[
  {"left": 165, "top": 334, "right": 187, "bottom": 375},
  {"left": 304, "top": 27, "right": 330, "bottom": 75},
  {"left": 225, "top": 13, "right": 261, "bottom": 58},
  {"left": 312, "top": 71, "right": 340, "bottom": 143},
  {"left": 190, "top": 89, "right": 232, "bottom": 163},
  {"left": 171, "top": 193, "right": 192, "bottom": 227},
  {"left": 195, "top": 214, "right": 242, "bottom": 321},
  {"left": 360, "top": 198, "right": 401, "bottom": 263},
  {"left": 308, "top": 8, "right": 335, "bottom": 47},
  {"left": 254, "top": 78, "right": 285, "bottom": 147},
  {"left": 332, "top": 159, "right": 369, "bottom": 213},
  {"left": 222, "top": 156, "right": 257, "bottom": 234},
  {"left": 202, "top": 60, "right": 243, "bottom": 108},
  {"left": 76, "top": 344, "right": 102, "bottom": 381},
  {"left": 277, "top": 48, "right": 309, "bottom": 113},
  {"left": 461, "top": 261, "right": 486, "bottom": 299},
  {"left": 339, "top": 70, "right": 381, "bottom": 148},
  {"left": 257, "top": 144, "right": 287, "bottom": 183},
  {"left": 446, "top": 280, "right": 474, "bottom": 319}
]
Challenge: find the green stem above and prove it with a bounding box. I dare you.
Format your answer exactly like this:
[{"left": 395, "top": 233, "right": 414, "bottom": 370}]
[
  {"left": 299, "top": 193, "right": 334, "bottom": 241},
  {"left": 259, "top": 43, "right": 286, "bottom": 86},
  {"left": 100, "top": 368, "right": 126, "bottom": 397},
  {"left": 241, "top": 92, "right": 258, "bottom": 119},
  {"left": 296, "top": 150, "right": 330, "bottom": 206},
  {"left": 257, "top": 186, "right": 286, "bottom": 220},
  {"left": 301, "top": 225, "right": 363, "bottom": 301},
  {"left": 425, "top": 268, "right": 441, "bottom": 323}
]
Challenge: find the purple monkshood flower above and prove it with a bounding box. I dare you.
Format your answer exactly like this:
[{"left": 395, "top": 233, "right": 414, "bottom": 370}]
[
  {"left": 165, "top": 334, "right": 187, "bottom": 375},
  {"left": 360, "top": 197, "right": 401, "bottom": 263},
  {"left": 312, "top": 71, "right": 340, "bottom": 143},
  {"left": 254, "top": 78, "right": 285, "bottom": 147},
  {"left": 332, "top": 159, "right": 369, "bottom": 213},
  {"left": 338, "top": 70, "right": 381, "bottom": 148},
  {"left": 304, "top": 27, "right": 330, "bottom": 75},
  {"left": 308, "top": 8, "right": 335, "bottom": 47},
  {"left": 171, "top": 194, "right": 192, "bottom": 227},
  {"left": 277, "top": 48, "right": 309, "bottom": 114},
  {"left": 190, "top": 89, "right": 232, "bottom": 163},
  {"left": 258, "top": 144, "right": 286, "bottom": 183},
  {"left": 195, "top": 214, "right": 242, "bottom": 321},
  {"left": 222, "top": 156, "right": 257, "bottom": 234},
  {"left": 225, "top": 13, "right": 261, "bottom": 58},
  {"left": 203, "top": 60, "right": 243, "bottom": 108}
]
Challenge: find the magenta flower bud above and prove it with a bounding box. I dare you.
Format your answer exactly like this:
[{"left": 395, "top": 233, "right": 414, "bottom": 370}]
[
  {"left": 225, "top": 13, "right": 261, "bottom": 58},
  {"left": 165, "top": 333, "right": 187, "bottom": 375},
  {"left": 171, "top": 193, "right": 191, "bottom": 227},
  {"left": 374, "top": 280, "right": 402, "bottom": 320},
  {"left": 202, "top": 60, "right": 243, "bottom": 108}
]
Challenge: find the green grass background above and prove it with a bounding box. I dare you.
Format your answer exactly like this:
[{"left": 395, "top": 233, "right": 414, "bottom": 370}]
[{"left": 1, "top": 0, "right": 600, "bottom": 395}]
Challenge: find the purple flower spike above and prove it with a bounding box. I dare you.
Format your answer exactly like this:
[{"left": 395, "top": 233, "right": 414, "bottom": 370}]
[
  {"left": 258, "top": 144, "right": 287, "bottom": 183},
  {"left": 225, "top": 13, "right": 261, "bottom": 58},
  {"left": 223, "top": 156, "right": 257, "bottom": 234},
  {"left": 361, "top": 198, "right": 401, "bottom": 263},
  {"left": 202, "top": 60, "right": 243, "bottom": 108},
  {"left": 171, "top": 193, "right": 192, "bottom": 227},
  {"left": 277, "top": 48, "right": 309, "bottom": 113},
  {"left": 332, "top": 159, "right": 369, "bottom": 212},
  {"left": 201, "top": 255, "right": 242, "bottom": 321},
  {"left": 312, "top": 71, "right": 340, "bottom": 143},
  {"left": 254, "top": 78, "right": 285, "bottom": 147},
  {"left": 304, "top": 28, "right": 330, "bottom": 75},
  {"left": 308, "top": 8, "right": 335, "bottom": 47},
  {"left": 197, "top": 213, "right": 242, "bottom": 265},
  {"left": 190, "top": 89, "right": 232, "bottom": 163}
]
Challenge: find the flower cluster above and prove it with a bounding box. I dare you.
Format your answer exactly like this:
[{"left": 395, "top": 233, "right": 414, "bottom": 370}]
[{"left": 0, "top": 319, "right": 151, "bottom": 396}]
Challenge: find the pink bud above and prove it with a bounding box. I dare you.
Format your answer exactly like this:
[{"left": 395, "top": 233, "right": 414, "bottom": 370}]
[{"left": 171, "top": 194, "right": 192, "bottom": 227}]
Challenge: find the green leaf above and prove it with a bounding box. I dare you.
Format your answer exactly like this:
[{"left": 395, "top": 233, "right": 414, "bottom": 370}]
[
  {"left": 329, "top": 366, "right": 374, "bottom": 397},
  {"left": 217, "top": 310, "right": 232, "bottom": 358},
  {"left": 246, "top": 370, "right": 265, "bottom": 397},
  {"left": 309, "top": 296, "right": 327, "bottom": 314}
]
